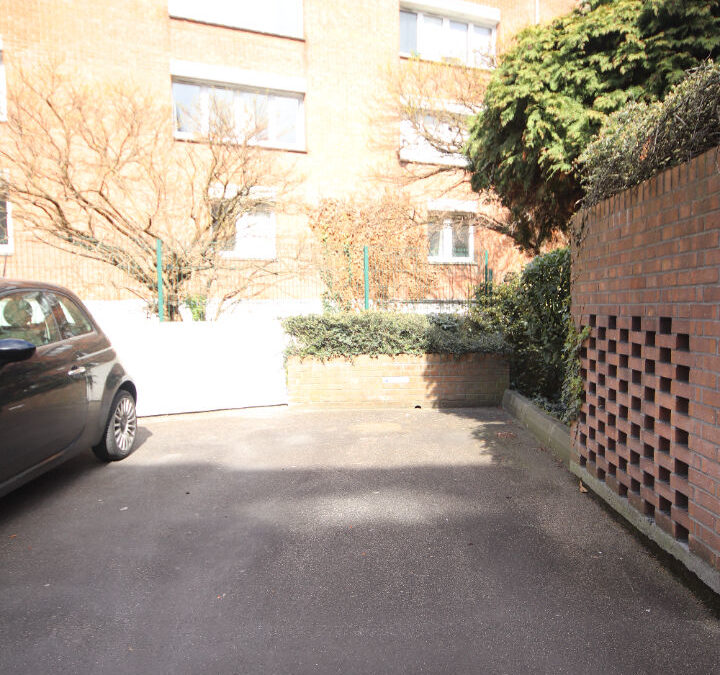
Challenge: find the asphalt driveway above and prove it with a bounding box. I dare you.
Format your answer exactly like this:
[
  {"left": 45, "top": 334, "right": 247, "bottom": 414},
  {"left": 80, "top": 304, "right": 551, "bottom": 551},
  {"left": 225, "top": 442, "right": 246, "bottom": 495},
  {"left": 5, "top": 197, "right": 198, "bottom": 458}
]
[{"left": 1, "top": 407, "right": 719, "bottom": 674}]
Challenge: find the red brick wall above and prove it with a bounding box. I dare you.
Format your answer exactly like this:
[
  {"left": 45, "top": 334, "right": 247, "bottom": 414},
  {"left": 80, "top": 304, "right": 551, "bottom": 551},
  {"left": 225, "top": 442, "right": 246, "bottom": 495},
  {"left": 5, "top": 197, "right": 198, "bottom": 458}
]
[
  {"left": 572, "top": 147, "right": 720, "bottom": 570},
  {"left": 287, "top": 353, "right": 508, "bottom": 408}
]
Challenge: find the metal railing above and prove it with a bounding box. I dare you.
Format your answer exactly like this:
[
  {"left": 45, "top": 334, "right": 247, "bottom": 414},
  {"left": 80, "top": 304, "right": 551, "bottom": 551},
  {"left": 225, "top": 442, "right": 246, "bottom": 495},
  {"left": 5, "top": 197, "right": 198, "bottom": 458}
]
[{"left": 1, "top": 232, "right": 494, "bottom": 318}]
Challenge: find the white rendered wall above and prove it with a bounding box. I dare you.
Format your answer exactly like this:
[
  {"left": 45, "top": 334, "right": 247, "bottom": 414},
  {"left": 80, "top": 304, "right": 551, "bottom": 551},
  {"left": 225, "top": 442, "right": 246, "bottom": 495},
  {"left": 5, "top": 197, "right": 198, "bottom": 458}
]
[{"left": 84, "top": 300, "right": 320, "bottom": 416}]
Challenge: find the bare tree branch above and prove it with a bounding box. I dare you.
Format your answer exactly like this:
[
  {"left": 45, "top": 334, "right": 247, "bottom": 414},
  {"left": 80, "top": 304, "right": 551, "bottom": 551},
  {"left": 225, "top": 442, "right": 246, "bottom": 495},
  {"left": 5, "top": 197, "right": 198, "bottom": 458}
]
[{"left": 0, "top": 63, "right": 300, "bottom": 320}]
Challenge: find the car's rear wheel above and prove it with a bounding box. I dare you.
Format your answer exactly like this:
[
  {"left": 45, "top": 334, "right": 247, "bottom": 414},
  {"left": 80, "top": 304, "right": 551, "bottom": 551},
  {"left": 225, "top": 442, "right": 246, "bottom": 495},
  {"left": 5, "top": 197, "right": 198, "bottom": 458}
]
[{"left": 93, "top": 390, "right": 137, "bottom": 462}]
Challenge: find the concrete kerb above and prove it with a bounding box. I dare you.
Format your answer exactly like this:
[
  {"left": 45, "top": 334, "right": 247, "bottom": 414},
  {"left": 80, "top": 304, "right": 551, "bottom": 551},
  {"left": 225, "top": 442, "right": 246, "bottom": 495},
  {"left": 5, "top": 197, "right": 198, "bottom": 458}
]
[
  {"left": 502, "top": 389, "right": 571, "bottom": 466},
  {"left": 502, "top": 388, "right": 720, "bottom": 596},
  {"left": 569, "top": 462, "right": 720, "bottom": 597}
]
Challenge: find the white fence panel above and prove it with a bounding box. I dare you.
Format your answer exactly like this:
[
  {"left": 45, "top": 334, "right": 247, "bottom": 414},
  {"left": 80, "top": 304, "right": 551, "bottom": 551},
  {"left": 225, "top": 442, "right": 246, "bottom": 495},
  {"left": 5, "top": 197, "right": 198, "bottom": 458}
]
[{"left": 85, "top": 301, "right": 296, "bottom": 416}]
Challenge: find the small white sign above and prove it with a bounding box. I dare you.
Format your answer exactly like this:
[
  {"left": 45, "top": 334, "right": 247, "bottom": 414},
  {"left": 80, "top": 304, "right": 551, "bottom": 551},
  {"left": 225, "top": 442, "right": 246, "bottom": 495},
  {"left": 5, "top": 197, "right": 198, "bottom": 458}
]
[{"left": 382, "top": 376, "right": 410, "bottom": 384}]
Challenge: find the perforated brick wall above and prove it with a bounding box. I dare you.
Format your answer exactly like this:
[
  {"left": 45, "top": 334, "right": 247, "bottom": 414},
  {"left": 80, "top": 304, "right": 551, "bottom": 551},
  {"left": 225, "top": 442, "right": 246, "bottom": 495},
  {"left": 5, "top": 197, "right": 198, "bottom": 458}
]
[{"left": 572, "top": 147, "right": 720, "bottom": 571}]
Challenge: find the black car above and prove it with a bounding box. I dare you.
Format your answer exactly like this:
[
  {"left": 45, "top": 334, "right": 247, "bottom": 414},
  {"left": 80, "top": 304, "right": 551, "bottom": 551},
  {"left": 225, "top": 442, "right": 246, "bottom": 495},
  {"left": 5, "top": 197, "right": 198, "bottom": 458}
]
[{"left": 0, "top": 280, "right": 138, "bottom": 497}]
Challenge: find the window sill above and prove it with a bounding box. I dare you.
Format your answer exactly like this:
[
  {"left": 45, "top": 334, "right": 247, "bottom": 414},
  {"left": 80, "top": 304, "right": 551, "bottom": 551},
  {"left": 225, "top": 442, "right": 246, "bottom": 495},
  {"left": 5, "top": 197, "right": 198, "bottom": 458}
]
[
  {"left": 173, "top": 132, "right": 307, "bottom": 154},
  {"left": 399, "top": 146, "right": 469, "bottom": 168},
  {"left": 171, "top": 18, "right": 305, "bottom": 42},
  {"left": 428, "top": 257, "right": 475, "bottom": 265},
  {"left": 399, "top": 53, "right": 494, "bottom": 71},
  {"left": 0, "top": 244, "right": 13, "bottom": 256},
  {"left": 220, "top": 251, "right": 277, "bottom": 262}
]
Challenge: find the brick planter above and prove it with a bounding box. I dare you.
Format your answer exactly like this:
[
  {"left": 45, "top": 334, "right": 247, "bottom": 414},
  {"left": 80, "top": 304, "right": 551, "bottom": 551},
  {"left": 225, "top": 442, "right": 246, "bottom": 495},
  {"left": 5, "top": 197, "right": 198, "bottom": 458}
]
[{"left": 287, "top": 353, "right": 508, "bottom": 408}]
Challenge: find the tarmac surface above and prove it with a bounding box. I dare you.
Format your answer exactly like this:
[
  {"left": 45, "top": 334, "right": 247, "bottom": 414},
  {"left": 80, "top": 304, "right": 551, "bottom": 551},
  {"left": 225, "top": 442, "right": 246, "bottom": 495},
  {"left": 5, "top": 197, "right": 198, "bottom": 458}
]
[{"left": 1, "top": 407, "right": 719, "bottom": 674}]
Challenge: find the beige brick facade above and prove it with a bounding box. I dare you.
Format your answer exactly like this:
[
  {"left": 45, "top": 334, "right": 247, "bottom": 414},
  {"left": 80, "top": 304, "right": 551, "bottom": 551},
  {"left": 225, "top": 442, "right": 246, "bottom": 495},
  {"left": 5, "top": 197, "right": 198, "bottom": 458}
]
[{"left": 0, "top": 0, "right": 576, "bottom": 302}]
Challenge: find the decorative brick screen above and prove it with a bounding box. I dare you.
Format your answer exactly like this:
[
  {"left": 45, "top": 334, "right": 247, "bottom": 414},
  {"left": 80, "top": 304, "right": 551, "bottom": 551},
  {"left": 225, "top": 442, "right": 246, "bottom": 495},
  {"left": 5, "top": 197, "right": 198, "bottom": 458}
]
[{"left": 572, "top": 147, "right": 720, "bottom": 571}]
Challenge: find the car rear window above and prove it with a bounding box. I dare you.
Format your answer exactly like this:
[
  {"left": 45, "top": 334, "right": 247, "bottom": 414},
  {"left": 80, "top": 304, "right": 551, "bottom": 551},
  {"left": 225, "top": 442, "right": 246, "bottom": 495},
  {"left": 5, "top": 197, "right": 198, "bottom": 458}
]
[{"left": 50, "top": 294, "right": 94, "bottom": 339}]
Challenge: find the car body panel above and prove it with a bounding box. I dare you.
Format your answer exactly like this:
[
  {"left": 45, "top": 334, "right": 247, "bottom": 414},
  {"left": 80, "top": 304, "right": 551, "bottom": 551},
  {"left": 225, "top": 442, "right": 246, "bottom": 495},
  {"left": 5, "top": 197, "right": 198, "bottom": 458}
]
[
  {"left": 0, "top": 339, "right": 87, "bottom": 478},
  {"left": 0, "top": 280, "right": 136, "bottom": 498}
]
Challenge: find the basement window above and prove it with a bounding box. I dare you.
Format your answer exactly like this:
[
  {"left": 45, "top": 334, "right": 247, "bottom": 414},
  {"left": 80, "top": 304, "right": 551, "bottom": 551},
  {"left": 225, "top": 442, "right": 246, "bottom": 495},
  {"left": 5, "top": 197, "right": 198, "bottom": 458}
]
[
  {"left": 428, "top": 217, "right": 473, "bottom": 264},
  {"left": 214, "top": 199, "right": 277, "bottom": 261}
]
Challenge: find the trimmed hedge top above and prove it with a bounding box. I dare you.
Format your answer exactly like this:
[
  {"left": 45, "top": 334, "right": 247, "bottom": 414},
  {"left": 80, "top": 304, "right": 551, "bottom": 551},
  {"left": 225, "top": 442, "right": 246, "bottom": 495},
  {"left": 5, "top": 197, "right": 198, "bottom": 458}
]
[
  {"left": 282, "top": 312, "right": 507, "bottom": 360},
  {"left": 580, "top": 62, "right": 720, "bottom": 208}
]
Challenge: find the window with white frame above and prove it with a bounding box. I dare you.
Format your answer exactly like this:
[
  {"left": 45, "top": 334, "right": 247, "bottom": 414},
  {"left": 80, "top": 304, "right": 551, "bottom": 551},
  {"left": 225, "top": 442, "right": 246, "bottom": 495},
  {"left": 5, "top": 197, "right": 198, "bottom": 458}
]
[
  {"left": 0, "top": 196, "right": 13, "bottom": 255},
  {"left": 172, "top": 79, "right": 304, "bottom": 150},
  {"left": 400, "top": 2, "right": 496, "bottom": 68},
  {"left": 216, "top": 205, "right": 277, "bottom": 261},
  {"left": 168, "top": 0, "right": 303, "bottom": 39},
  {"left": 428, "top": 216, "right": 474, "bottom": 263},
  {"left": 399, "top": 109, "right": 470, "bottom": 167}
]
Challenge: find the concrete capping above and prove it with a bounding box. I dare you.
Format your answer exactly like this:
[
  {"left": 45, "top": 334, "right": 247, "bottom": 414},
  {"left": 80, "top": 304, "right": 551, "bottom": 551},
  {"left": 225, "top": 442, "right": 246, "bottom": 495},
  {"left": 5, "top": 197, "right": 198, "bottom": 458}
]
[
  {"left": 502, "top": 389, "right": 571, "bottom": 466},
  {"left": 400, "top": 0, "right": 500, "bottom": 25},
  {"left": 570, "top": 462, "right": 720, "bottom": 596},
  {"left": 170, "top": 60, "right": 307, "bottom": 94}
]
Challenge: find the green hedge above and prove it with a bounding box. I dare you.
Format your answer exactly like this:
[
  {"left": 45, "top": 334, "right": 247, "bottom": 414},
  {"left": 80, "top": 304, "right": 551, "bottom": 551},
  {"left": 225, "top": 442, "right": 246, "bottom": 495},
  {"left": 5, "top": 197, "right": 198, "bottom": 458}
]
[
  {"left": 472, "top": 248, "right": 570, "bottom": 397},
  {"left": 470, "top": 247, "right": 583, "bottom": 423},
  {"left": 282, "top": 312, "right": 507, "bottom": 361},
  {"left": 580, "top": 62, "right": 720, "bottom": 208}
]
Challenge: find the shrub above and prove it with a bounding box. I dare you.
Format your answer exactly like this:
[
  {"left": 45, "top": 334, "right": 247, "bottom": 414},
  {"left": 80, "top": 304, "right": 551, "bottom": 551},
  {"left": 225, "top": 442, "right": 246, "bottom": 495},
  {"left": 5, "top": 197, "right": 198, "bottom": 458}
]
[
  {"left": 282, "top": 312, "right": 507, "bottom": 361},
  {"left": 471, "top": 247, "right": 583, "bottom": 421},
  {"left": 466, "top": 0, "right": 720, "bottom": 251},
  {"left": 560, "top": 320, "right": 591, "bottom": 425},
  {"left": 507, "top": 247, "right": 571, "bottom": 399},
  {"left": 470, "top": 274, "right": 521, "bottom": 337},
  {"left": 580, "top": 62, "right": 720, "bottom": 208},
  {"left": 308, "top": 193, "right": 435, "bottom": 310},
  {"left": 183, "top": 294, "right": 207, "bottom": 321}
]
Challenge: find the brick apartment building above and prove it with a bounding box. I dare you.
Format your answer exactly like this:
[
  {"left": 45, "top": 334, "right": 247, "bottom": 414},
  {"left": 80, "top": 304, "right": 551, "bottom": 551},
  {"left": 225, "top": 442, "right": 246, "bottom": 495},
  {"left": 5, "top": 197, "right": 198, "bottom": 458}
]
[{"left": 0, "top": 0, "right": 576, "bottom": 307}]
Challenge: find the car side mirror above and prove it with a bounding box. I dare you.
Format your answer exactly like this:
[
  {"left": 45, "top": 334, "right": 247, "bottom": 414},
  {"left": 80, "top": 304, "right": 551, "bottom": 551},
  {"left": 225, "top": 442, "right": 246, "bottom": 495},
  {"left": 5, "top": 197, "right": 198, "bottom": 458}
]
[{"left": 0, "top": 338, "right": 37, "bottom": 364}]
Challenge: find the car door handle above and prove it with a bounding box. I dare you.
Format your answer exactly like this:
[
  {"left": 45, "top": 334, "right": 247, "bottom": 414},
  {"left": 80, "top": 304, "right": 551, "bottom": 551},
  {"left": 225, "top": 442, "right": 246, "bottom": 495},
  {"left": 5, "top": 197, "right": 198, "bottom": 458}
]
[{"left": 68, "top": 366, "right": 87, "bottom": 378}]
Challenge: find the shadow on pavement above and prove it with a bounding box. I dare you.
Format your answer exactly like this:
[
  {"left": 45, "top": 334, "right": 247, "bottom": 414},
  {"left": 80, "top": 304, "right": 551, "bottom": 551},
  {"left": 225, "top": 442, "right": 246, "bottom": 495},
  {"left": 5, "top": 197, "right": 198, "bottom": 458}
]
[
  {"left": 430, "top": 405, "right": 720, "bottom": 614},
  {"left": 1, "top": 407, "right": 718, "bottom": 674},
  {"left": 0, "top": 425, "right": 153, "bottom": 521}
]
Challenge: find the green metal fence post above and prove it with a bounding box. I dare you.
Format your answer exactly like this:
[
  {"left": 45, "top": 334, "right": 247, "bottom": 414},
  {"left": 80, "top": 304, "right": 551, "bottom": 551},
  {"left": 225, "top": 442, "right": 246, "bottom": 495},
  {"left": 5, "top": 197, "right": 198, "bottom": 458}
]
[
  {"left": 156, "top": 238, "right": 164, "bottom": 322},
  {"left": 484, "top": 249, "right": 489, "bottom": 295},
  {"left": 363, "top": 245, "right": 370, "bottom": 310},
  {"left": 346, "top": 245, "right": 352, "bottom": 298}
]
